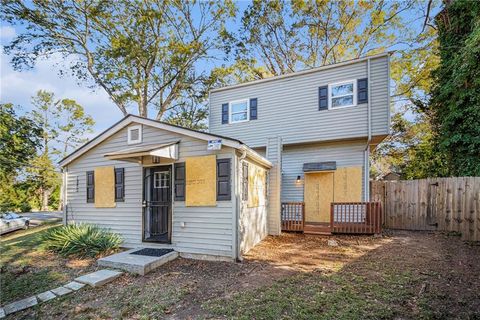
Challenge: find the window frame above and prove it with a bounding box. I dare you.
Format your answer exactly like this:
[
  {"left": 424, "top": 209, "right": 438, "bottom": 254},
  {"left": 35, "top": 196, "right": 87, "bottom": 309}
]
[
  {"left": 127, "top": 124, "right": 142, "bottom": 144},
  {"left": 328, "top": 80, "right": 357, "bottom": 109},
  {"left": 154, "top": 171, "right": 170, "bottom": 189},
  {"left": 229, "top": 99, "right": 250, "bottom": 124}
]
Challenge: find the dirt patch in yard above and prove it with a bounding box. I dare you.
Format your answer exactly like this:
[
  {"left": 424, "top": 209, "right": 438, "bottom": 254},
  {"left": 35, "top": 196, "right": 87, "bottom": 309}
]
[{"left": 7, "top": 231, "right": 480, "bottom": 319}]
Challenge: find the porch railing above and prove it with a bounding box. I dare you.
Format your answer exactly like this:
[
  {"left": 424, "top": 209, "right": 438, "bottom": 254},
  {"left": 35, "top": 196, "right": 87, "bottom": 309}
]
[
  {"left": 330, "top": 202, "right": 382, "bottom": 234},
  {"left": 281, "top": 202, "right": 304, "bottom": 232}
]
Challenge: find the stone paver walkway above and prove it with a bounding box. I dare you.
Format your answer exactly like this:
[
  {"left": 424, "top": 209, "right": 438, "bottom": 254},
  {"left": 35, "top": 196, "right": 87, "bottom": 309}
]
[{"left": 0, "top": 269, "right": 122, "bottom": 318}]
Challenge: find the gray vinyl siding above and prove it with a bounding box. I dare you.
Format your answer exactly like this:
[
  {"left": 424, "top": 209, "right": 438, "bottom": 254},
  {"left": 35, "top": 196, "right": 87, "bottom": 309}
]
[
  {"left": 209, "top": 56, "right": 389, "bottom": 148},
  {"left": 238, "top": 158, "right": 268, "bottom": 254},
  {"left": 65, "top": 122, "right": 235, "bottom": 258},
  {"left": 281, "top": 139, "right": 366, "bottom": 202}
]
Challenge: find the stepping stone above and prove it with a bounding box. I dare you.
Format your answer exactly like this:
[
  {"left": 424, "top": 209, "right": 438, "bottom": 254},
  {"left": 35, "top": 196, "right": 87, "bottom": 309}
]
[
  {"left": 37, "top": 290, "right": 56, "bottom": 302},
  {"left": 64, "top": 281, "right": 85, "bottom": 291},
  {"left": 0, "top": 307, "right": 5, "bottom": 319},
  {"left": 4, "top": 296, "right": 37, "bottom": 315},
  {"left": 51, "top": 286, "right": 73, "bottom": 296},
  {"left": 75, "top": 269, "right": 123, "bottom": 287}
]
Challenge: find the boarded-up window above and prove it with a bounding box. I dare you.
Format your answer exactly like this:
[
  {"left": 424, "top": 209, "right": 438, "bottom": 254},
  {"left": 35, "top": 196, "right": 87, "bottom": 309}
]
[
  {"left": 94, "top": 166, "right": 116, "bottom": 208},
  {"left": 242, "top": 162, "right": 248, "bottom": 201},
  {"left": 174, "top": 162, "right": 185, "bottom": 201},
  {"left": 86, "top": 171, "right": 94, "bottom": 203},
  {"left": 248, "top": 165, "right": 266, "bottom": 208},
  {"left": 185, "top": 155, "right": 217, "bottom": 206},
  {"left": 217, "top": 159, "right": 231, "bottom": 201},
  {"left": 114, "top": 168, "right": 124, "bottom": 202}
]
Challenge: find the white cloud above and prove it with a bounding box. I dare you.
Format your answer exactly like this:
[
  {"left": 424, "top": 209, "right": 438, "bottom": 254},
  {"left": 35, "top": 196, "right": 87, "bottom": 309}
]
[
  {"left": 0, "top": 26, "right": 16, "bottom": 42},
  {"left": 0, "top": 50, "right": 123, "bottom": 134}
]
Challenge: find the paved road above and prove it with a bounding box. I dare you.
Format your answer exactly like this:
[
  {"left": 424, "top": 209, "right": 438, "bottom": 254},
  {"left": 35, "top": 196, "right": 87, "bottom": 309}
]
[{"left": 21, "top": 211, "right": 62, "bottom": 226}]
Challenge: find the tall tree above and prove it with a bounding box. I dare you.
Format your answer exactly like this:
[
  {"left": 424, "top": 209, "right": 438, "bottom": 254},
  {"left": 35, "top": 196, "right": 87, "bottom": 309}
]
[
  {"left": 2, "top": 0, "right": 236, "bottom": 119},
  {"left": 0, "top": 104, "right": 42, "bottom": 212},
  {"left": 429, "top": 0, "right": 480, "bottom": 176},
  {"left": 29, "top": 90, "right": 95, "bottom": 210}
]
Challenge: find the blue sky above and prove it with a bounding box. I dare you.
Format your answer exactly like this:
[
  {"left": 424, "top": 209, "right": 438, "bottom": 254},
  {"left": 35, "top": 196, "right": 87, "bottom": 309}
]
[{"left": 0, "top": 1, "right": 436, "bottom": 135}]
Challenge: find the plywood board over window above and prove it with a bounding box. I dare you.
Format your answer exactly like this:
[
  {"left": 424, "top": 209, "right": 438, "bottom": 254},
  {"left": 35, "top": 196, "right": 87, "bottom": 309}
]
[
  {"left": 248, "top": 165, "right": 266, "bottom": 208},
  {"left": 304, "top": 172, "right": 334, "bottom": 223},
  {"left": 94, "top": 166, "right": 116, "bottom": 208},
  {"left": 185, "top": 155, "right": 216, "bottom": 206},
  {"left": 304, "top": 166, "right": 363, "bottom": 223}
]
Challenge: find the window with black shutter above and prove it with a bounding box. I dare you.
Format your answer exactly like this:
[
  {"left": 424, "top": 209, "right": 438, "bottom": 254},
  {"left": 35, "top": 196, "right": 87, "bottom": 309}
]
[
  {"left": 114, "top": 168, "right": 125, "bottom": 202},
  {"left": 318, "top": 85, "right": 328, "bottom": 110},
  {"left": 221, "top": 103, "right": 229, "bottom": 124},
  {"left": 250, "top": 98, "right": 258, "bottom": 120},
  {"left": 357, "top": 78, "right": 368, "bottom": 104},
  {"left": 216, "top": 159, "right": 231, "bottom": 200},
  {"left": 174, "top": 162, "right": 185, "bottom": 201},
  {"left": 86, "top": 171, "right": 94, "bottom": 203},
  {"left": 242, "top": 162, "right": 248, "bottom": 201}
]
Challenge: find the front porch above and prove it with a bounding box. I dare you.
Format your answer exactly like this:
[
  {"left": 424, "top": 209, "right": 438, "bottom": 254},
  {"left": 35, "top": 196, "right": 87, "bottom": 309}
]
[{"left": 281, "top": 202, "right": 382, "bottom": 235}]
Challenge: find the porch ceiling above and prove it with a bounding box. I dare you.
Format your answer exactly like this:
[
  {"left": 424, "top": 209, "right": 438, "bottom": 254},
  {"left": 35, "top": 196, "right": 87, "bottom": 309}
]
[{"left": 104, "top": 141, "right": 179, "bottom": 163}]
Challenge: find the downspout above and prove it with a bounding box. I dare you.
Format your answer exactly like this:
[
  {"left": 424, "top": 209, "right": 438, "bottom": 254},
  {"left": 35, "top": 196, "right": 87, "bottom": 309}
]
[
  {"left": 62, "top": 167, "right": 68, "bottom": 225},
  {"left": 234, "top": 149, "right": 247, "bottom": 261},
  {"left": 364, "top": 58, "right": 372, "bottom": 201}
]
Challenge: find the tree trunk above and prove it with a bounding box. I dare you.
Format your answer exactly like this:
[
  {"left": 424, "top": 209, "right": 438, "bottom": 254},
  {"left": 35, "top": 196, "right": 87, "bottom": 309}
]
[{"left": 41, "top": 188, "right": 50, "bottom": 211}]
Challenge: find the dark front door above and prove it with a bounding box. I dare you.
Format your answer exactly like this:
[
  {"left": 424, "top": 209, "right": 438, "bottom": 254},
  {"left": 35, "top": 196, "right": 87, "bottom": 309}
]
[{"left": 143, "top": 166, "right": 172, "bottom": 243}]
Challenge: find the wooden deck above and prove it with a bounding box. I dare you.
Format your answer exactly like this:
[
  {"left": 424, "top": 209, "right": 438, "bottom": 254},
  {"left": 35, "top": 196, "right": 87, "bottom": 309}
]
[{"left": 281, "top": 202, "right": 382, "bottom": 235}]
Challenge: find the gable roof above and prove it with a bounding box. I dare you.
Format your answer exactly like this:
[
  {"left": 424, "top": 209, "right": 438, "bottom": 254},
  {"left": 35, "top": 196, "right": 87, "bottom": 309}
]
[
  {"left": 59, "top": 115, "right": 270, "bottom": 168},
  {"left": 210, "top": 52, "right": 392, "bottom": 93}
]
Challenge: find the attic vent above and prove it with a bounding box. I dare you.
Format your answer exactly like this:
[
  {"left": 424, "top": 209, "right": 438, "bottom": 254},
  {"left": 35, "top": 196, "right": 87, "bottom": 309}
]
[{"left": 128, "top": 125, "right": 142, "bottom": 144}]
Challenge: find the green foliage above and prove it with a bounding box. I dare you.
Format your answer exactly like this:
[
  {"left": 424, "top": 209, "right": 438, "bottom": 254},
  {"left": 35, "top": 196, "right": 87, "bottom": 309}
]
[
  {"left": 371, "top": 110, "right": 447, "bottom": 180},
  {"left": 0, "top": 104, "right": 42, "bottom": 212},
  {"left": 429, "top": 0, "right": 480, "bottom": 176},
  {"left": 0, "top": 104, "right": 42, "bottom": 176},
  {"left": 41, "top": 224, "right": 122, "bottom": 258}
]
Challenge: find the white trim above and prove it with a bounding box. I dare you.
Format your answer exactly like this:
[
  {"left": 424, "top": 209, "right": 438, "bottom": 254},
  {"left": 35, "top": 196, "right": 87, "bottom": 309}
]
[
  {"left": 229, "top": 99, "right": 250, "bottom": 124},
  {"left": 328, "top": 80, "right": 357, "bottom": 110},
  {"left": 127, "top": 125, "right": 142, "bottom": 144},
  {"left": 211, "top": 52, "right": 392, "bottom": 93}
]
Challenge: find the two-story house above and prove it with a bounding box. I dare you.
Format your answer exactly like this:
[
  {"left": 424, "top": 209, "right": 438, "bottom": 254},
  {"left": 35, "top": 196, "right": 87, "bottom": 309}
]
[
  {"left": 59, "top": 53, "right": 390, "bottom": 262},
  {"left": 209, "top": 53, "right": 390, "bottom": 236}
]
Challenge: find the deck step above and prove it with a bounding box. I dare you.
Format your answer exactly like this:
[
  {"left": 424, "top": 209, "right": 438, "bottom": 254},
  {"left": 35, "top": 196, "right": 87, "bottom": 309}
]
[{"left": 304, "top": 224, "right": 332, "bottom": 235}]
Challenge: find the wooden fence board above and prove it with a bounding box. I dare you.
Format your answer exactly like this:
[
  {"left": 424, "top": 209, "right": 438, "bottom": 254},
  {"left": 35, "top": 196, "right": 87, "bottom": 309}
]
[{"left": 371, "top": 177, "right": 480, "bottom": 241}]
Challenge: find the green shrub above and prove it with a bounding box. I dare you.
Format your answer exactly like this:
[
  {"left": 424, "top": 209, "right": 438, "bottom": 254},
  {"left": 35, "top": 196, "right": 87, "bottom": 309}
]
[{"left": 41, "top": 224, "right": 122, "bottom": 258}]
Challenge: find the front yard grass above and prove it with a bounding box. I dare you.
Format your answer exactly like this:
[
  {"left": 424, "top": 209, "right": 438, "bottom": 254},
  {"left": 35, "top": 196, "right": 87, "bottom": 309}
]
[{"left": 0, "top": 223, "right": 97, "bottom": 305}]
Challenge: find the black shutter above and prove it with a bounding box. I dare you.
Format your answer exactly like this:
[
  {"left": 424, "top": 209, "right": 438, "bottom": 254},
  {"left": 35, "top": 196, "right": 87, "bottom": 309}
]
[
  {"left": 250, "top": 98, "right": 258, "bottom": 120},
  {"left": 114, "top": 168, "right": 124, "bottom": 202},
  {"left": 86, "top": 171, "right": 94, "bottom": 203},
  {"left": 357, "top": 78, "right": 368, "bottom": 104},
  {"left": 221, "top": 103, "right": 229, "bottom": 124},
  {"left": 174, "top": 163, "right": 185, "bottom": 201},
  {"left": 216, "top": 159, "right": 231, "bottom": 200},
  {"left": 242, "top": 162, "right": 248, "bottom": 201},
  {"left": 318, "top": 85, "right": 328, "bottom": 110}
]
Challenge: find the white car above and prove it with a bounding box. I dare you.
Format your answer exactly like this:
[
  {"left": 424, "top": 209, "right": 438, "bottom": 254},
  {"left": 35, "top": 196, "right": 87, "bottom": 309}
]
[{"left": 0, "top": 212, "right": 30, "bottom": 235}]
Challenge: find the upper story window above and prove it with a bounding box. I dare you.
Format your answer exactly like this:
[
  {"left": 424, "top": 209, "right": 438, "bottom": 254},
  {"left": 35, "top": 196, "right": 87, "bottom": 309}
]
[
  {"left": 329, "top": 80, "right": 357, "bottom": 109},
  {"left": 229, "top": 99, "right": 249, "bottom": 123},
  {"left": 127, "top": 124, "right": 142, "bottom": 144}
]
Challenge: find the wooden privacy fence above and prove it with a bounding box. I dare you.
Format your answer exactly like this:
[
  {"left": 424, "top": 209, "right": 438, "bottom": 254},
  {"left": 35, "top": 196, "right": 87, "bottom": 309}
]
[
  {"left": 371, "top": 177, "right": 480, "bottom": 241},
  {"left": 281, "top": 202, "right": 304, "bottom": 232}
]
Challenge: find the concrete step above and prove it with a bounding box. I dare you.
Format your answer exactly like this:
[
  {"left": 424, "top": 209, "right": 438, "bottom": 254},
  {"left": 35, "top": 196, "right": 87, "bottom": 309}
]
[
  {"left": 98, "top": 248, "right": 178, "bottom": 275},
  {"left": 75, "top": 269, "right": 123, "bottom": 287}
]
